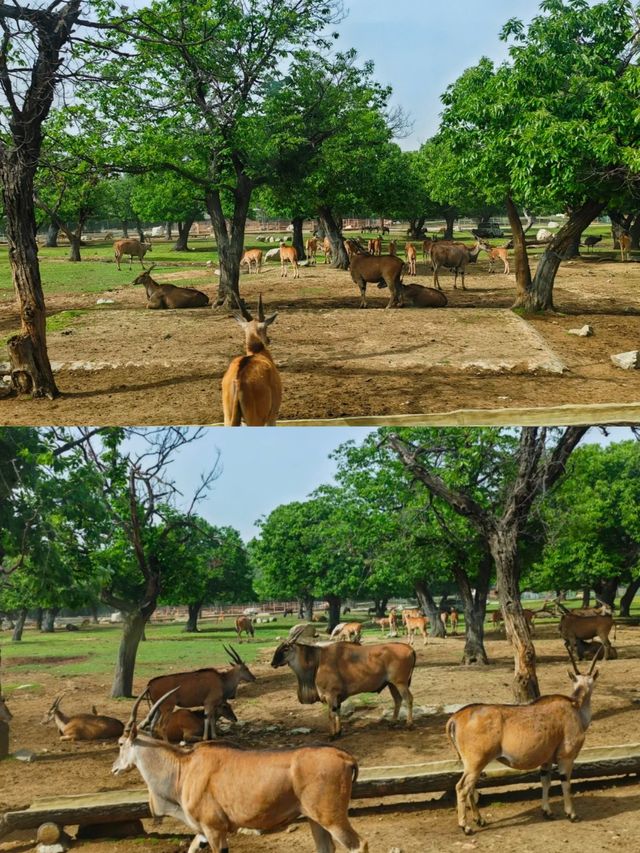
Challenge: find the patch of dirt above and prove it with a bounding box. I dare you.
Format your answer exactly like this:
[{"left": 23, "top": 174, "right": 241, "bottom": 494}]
[
  {"left": 1, "top": 259, "right": 640, "bottom": 424},
  {"left": 6, "top": 655, "right": 88, "bottom": 667},
  {"left": 2, "top": 624, "right": 640, "bottom": 852}
]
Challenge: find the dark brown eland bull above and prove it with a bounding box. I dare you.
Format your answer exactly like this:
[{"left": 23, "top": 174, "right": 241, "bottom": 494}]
[
  {"left": 398, "top": 282, "right": 448, "bottom": 308},
  {"left": 114, "top": 238, "right": 152, "bottom": 271},
  {"left": 152, "top": 702, "right": 237, "bottom": 744},
  {"left": 113, "top": 690, "right": 369, "bottom": 853},
  {"left": 558, "top": 605, "right": 615, "bottom": 660},
  {"left": 42, "top": 695, "right": 124, "bottom": 741},
  {"left": 446, "top": 645, "right": 602, "bottom": 835},
  {"left": 235, "top": 615, "right": 255, "bottom": 642},
  {"left": 271, "top": 626, "right": 416, "bottom": 736},
  {"left": 143, "top": 645, "right": 256, "bottom": 740},
  {"left": 431, "top": 240, "right": 483, "bottom": 290},
  {"left": 349, "top": 254, "right": 405, "bottom": 309},
  {"left": 133, "top": 266, "right": 210, "bottom": 309}
]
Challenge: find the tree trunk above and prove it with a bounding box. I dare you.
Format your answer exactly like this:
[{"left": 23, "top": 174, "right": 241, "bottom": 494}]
[
  {"left": 319, "top": 206, "right": 349, "bottom": 270},
  {"left": 407, "top": 217, "right": 426, "bottom": 239},
  {"left": 415, "top": 580, "right": 445, "bottom": 638},
  {"left": 372, "top": 598, "right": 388, "bottom": 618},
  {"left": 581, "top": 587, "right": 591, "bottom": 608},
  {"left": 619, "top": 577, "right": 640, "bottom": 617},
  {"left": 291, "top": 216, "right": 306, "bottom": 260},
  {"left": 41, "top": 608, "right": 58, "bottom": 633},
  {"left": 35, "top": 607, "right": 43, "bottom": 630},
  {"left": 173, "top": 218, "right": 194, "bottom": 252},
  {"left": 165, "top": 221, "right": 173, "bottom": 241},
  {"left": 184, "top": 602, "right": 201, "bottom": 632},
  {"left": 206, "top": 179, "right": 252, "bottom": 307},
  {"left": 562, "top": 230, "right": 582, "bottom": 259},
  {"left": 522, "top": 199, "right": 606, "bottom": 312},
  {"left": 12, "top": 608, "right": 28, "bottom": 642},
  {"left": 68, "top": 235, "right": 82, "bottom": 262},
  {"left": 111, "top": 611, "right": 148, "bottom": 698},
  {"left": 1, "top": 159, "right": 59, "bottom": 399},
  {"left": 505, "top": 195, "right": 533, "bottom": 306},
  {"left": 301, "top": 596, "right": 313, "bottom": 620},
  {"left": 121, "top": 221, "right": 129, "bottom": 238},
  {"left": 488, "top": 527, "right": 539, "bottom": 701},
  {"left": 444, "top": 211, "right": 456, "bottom": 241},
  {"left": 629, "top": 214, "right": 640, "bottom": 250},
  {"left": 135, "top": 219, "right": 146, "bottom": 242},
  {"left": 452, "top": 554, "right": 491, "bottom": 665},
  {"left": 593, "top": 577, "right": 618, "bottom": 608},
  {"left": 45, "top": 223, "right": 59, "bottom": 248},
  {"left": 326, "top": 595, "right": 342, "bottom": 633},
  {"left": 314, "top": 218, "right": 325, "bottom": 240}
]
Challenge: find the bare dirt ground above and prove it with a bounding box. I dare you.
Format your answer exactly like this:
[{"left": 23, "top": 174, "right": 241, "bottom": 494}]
[
  {"left": 1, "top": 258, "right": 640, "bottom": 425},
  {"left": 2, "top": 623, "right": 640, "bottom": 851}
]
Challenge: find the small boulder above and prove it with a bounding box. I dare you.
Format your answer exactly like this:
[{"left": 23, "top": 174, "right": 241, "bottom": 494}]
[
  {"left": 567, "top": 325, "right": 593, "bottom": 337},
  {"left": 611, "top": 351, "right": 640, "bottom": 370}
]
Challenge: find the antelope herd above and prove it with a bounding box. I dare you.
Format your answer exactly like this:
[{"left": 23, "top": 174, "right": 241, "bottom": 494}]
[{"left": 4, "top": 597, "right": 631, "bottom": 847}]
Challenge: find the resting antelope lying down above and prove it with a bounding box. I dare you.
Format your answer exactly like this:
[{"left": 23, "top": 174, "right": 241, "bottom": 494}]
[{"left": 446, "top": 644, "right": 602, "bottom": 835}]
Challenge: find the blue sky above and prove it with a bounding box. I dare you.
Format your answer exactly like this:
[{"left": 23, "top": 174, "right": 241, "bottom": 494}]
[
  {"left": 153, "top": 427, "right": 634, "bottom": 543},
  {"left": 334, "top": 0, "right": 544, "bottom": 149}
]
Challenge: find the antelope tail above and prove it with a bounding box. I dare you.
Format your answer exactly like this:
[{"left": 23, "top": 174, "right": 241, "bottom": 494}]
[
  {"left": 446, "top": 717, "right": 461, "bottom": 759},
  {"left": 613, "top": 621, "right": 617, "bottom": 641},
  {"left": 229, "top": 375, "right": 244, "bottom": 426}
]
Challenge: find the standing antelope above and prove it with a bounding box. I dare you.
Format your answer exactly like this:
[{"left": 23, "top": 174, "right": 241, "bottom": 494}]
[
  {"left": 388, "top": 240, "right": 397, "bottom": 256},
  {"left": 405, "top": 243, "right": 417, "bottom": 275},
  {"left": 372, "top": 237, "right": 382, "bottom": 256},
  {"left": 113, "top": 238, "right": 152, "bottom": 271},
  {"left": 235, "top": 615, "right": 255, "bottom": 642},
  {"left": 305, "top": 238, "right": 318, "bottom": 265},
  {"left": 482, "top": 244, "right": 510, "bottom": 274},
  {"left": 221, "top": 294, "right": 282, "bottom": 426},
  {"left": 241, "top": 248, "right": 263, "bottom": 274},
  {"left": 280, "top": 242, "right": 300, "bottom": 278},
  {"left": 620, "top": 233, "right": 631, "bottom": 262},
  {"left": 431, "top": 241, "right": 483, "bottom": 290},
  {"left": 405, "top": 614, "right": 428, "bottom": 646},
  {"left": 450, "top": 607, "right": 459, "bottom": 635},
  {"left": 42, "top": 695, "right": 124, "bottom": 741},
  {"left": 323, "top": 237, "right": 333, "bottom": 264},
  {"left": 114, "top": 691, "right": 369, "bottom": 853},
  {"left": 446, "top": 646, "right": 602, "bottom": 835}
]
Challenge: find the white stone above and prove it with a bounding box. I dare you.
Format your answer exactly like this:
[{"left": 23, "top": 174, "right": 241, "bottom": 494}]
[
  {"left": 96, "top": 298, "right": 115, "bottom": 305},
  {"left": 567, "top": 325, "right": 593, "bottom": 337},
  {"left": 611, "top": 351, "right": 640, "bottom": 370},
  {"left": 290, "top": 727, "right": 312, "bottom": 734}
]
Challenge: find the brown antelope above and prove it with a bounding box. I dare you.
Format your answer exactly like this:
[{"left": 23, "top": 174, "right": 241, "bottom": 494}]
[
  {"left": 143, "top": 646, "right": 256, "bottom": 740},
  {"left": 388, "top": 240, "right": 397, "bottom": 256},
  {"left": 0, "top": 695, "right": 12, "bottom": 723},
  {"left": 367, "top": 238, "right": 376, "bottom": 254},
  {"left": 620, "top": 233, "right": 631, "bottom": 262},
  {"left": 490, "top": 607, "right": 535, "bottom": 634},
  {"left": 482, "top": 244, "right": 510, "bottom": 274},
  {"left": 405, "top": 242, "right": 417, "bottom": 275},
  {"left": 397, "top": 282, "right": 448, "bottom": 308},
  {"left": 431, "top": 241, "right": 483, "bottom": 290},
  {"left": 133, "top": 267, "right": 210, "bottom": 309},
  {"left": 450, "top": 607, "right": 459, "bottom": 635},
  {"left": 440, "top": 611, "right": 449, "bottom": 635},
  {"left": 330, "top": 622, "right": 362, "bottom": 643},
  {"left": 42, "top": 696, "right": 124, "bottom": 741},
  {"left": 221, "top": 294, "right": 282, "bottom": 426},
  {"left": 558, "top": 606, "right": 614, "bottom": 660},
  {"left": 240, "top": 248, "right": 263, "bottom": 274},
  {"left": 376, "top": 610, "right": 398, "bottom": 635},
  {"left": 405, "top": 614, "right": 428, "bottom": 646},
  {"left": 322, "top": 237, "right": 333, "bottom": 263},
  {"left": 114, "top": 238, "right": 152, "bottom": 271},
  {"left": 372, "top": 237, "right": 382, "bottom": 256},
  {"left": 305, "top": 238, "right": 318, "bottom": 265},
  {"left": 280, "top": 242, "right": 300, "bottom": 277},
  {"left": 152, "top": 703, "right": 237, "bottom": 743},
  {"left": 422, "top": 238, "right": 436, "bottom": 262},
  {"left": 235, "top": 615, "right": 255, "bottom": 642},
  {"left": 447, "top": 645, "right": 602, "bottom": 835},
  {"left": 272, "top": 626, "right": 416, "bottom": 735},
  {"left": 349, "top": 254, "right": 405, "bottom": 309},
  {"left": 113, "top": 690, "right": 369, "bottom": 853}
]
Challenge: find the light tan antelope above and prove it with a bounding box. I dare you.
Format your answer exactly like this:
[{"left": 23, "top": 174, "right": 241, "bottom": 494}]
[
  {"left": 367, "top": 238, "right": 376, "bottom": 254},
  {"left": 446, "top": 645, "right": 602, "bottom": 834},
  {"left": 372, "top": 237, "right": 382, "bottom": 256},
  {"left": 432, "top": 241, "right": 483, "bottom": 290},
  {"left": 620, "top": 233, "right": 631, "bottom": 262},
  {"left": 482, "top": 244, "right": 510, "bottom": 274},
  {"left": 42, "top": 695, "right": 124, "bottom": 741},
  {"left": 322, "top": 237, "right": 333, "bottom": 263},
  {"left": 272, "top": 626, "right": 415, "bottom": 736},
  {"left": 221, "top": 294, "right": 282, "bottom": 426},
  {"left": 305, "top": 238, "right": 318, "bottom": 265},
  {"left": 388, "top": 240, "right": 397, "bottom": 256},
  {"left": 330, "top": 622, "right": 362, "bottom": 643},
  {"left": 450, "top": 607, "right": 459, "bottom": 635},
  {"left": 280, "top": 242, "right": 300, "bottom": 277},
  {"left": 405, "top": 614, "right": 428, "bottom": 646},
  {"left": 405, "top": 242, "right": 417, "bottom": 275},
  {"left": 114, "top": 238, "right": 152, "bottom": 271},
  {"left": 113, "top": 691, "right": 369, "bottom": 853},
  {"left": 241, "top": 248, "right": 263, "bottom": 274}
]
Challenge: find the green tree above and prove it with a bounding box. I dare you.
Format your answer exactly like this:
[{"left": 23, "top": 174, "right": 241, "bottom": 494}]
[{"left": 131, "top": 172, "right": 206, "bottom": 252}]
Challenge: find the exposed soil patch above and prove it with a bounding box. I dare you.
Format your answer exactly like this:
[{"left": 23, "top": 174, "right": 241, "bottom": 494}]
[
  {"left": 1, "top": 259, "right": 640, "bottom": 424},
  {"left": 6, "top": 655, "right": 89, "bottom": 667}
]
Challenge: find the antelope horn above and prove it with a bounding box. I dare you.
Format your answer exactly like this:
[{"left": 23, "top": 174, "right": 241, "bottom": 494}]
[
  {"left": 564, "top": 641, "right": 580, "bottom": 675},
  {"left": 137, "top": 687, "right": 180, "bottom": 732},
  {"left": 231, "top": 290, "right": 253, "bottom": 322},
  {"left": 125, "top": 690, "right": 150, "bottom": 733},
  {"left": 588, "top": 643, "right": 605, "bottom": 674},
  {"left": 288, "top": 624, "right": 308, "bottom": 643},
  {"left": 257, "top": 293, "right": 265, "bottom": 322},
  {"left": 224, "top": 644, "right": 242, "bottom": 664}
]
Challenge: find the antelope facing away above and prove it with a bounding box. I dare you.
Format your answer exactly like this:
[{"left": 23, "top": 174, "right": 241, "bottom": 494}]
[
  {"left": 620, "top": 233, "right": 631, "bottom": 262},
  {"left": 113, "top": 690, "right": 369, "bottom": 853},
  {"left": 446, "top": 645, "right": 602, "bottom": 835},
  {"left": 405, "top": 242, "right": 417, "bottom": 275},
  {"left": 221, "top": 294, "right": 282, "bottom": 426},
  {"left": 42, "top": 695, "right": 124, "bottom": 741},
  {"left": 235, "top": 615, "right": 255, "bottom": 642},
  {"left": 279, "top": 243, "right": 300, "bottom": 277}
]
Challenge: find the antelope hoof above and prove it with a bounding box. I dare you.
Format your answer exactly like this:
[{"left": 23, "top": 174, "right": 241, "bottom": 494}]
[
  {"left": 542, "top": 811, "right": 554, "bottom": 821},
  {"left": 475, "top": 817, "right": 486, "bottom": 827},
  {"left": 462, "top": 826, "right": 474, "bottom": 836},
  {"left": 568, "top": 814, "right": 579, "bottom": 823}
]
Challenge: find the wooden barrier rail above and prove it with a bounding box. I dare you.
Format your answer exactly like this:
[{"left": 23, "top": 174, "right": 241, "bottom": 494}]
[{"left": 2, "top": 743, "right": 640, "bottom": 838}]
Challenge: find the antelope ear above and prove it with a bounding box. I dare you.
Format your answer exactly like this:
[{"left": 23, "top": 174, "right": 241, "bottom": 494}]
[
  {"left": 568, "top": 671, "right": 577, "bottom": 681},
  {"left": 592, "top": 670, "right": 599, "bottom": 680},
  {"left": 233, "top": 315, "right": 247, "bottom": 328},
  {"left": 264, "top": 313, "right": 278, "bottom": 326}
]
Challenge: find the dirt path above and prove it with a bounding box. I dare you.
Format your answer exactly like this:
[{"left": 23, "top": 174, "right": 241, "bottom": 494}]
[{"left": 1, "top": 259, "right": 639, "bottom": 425}]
